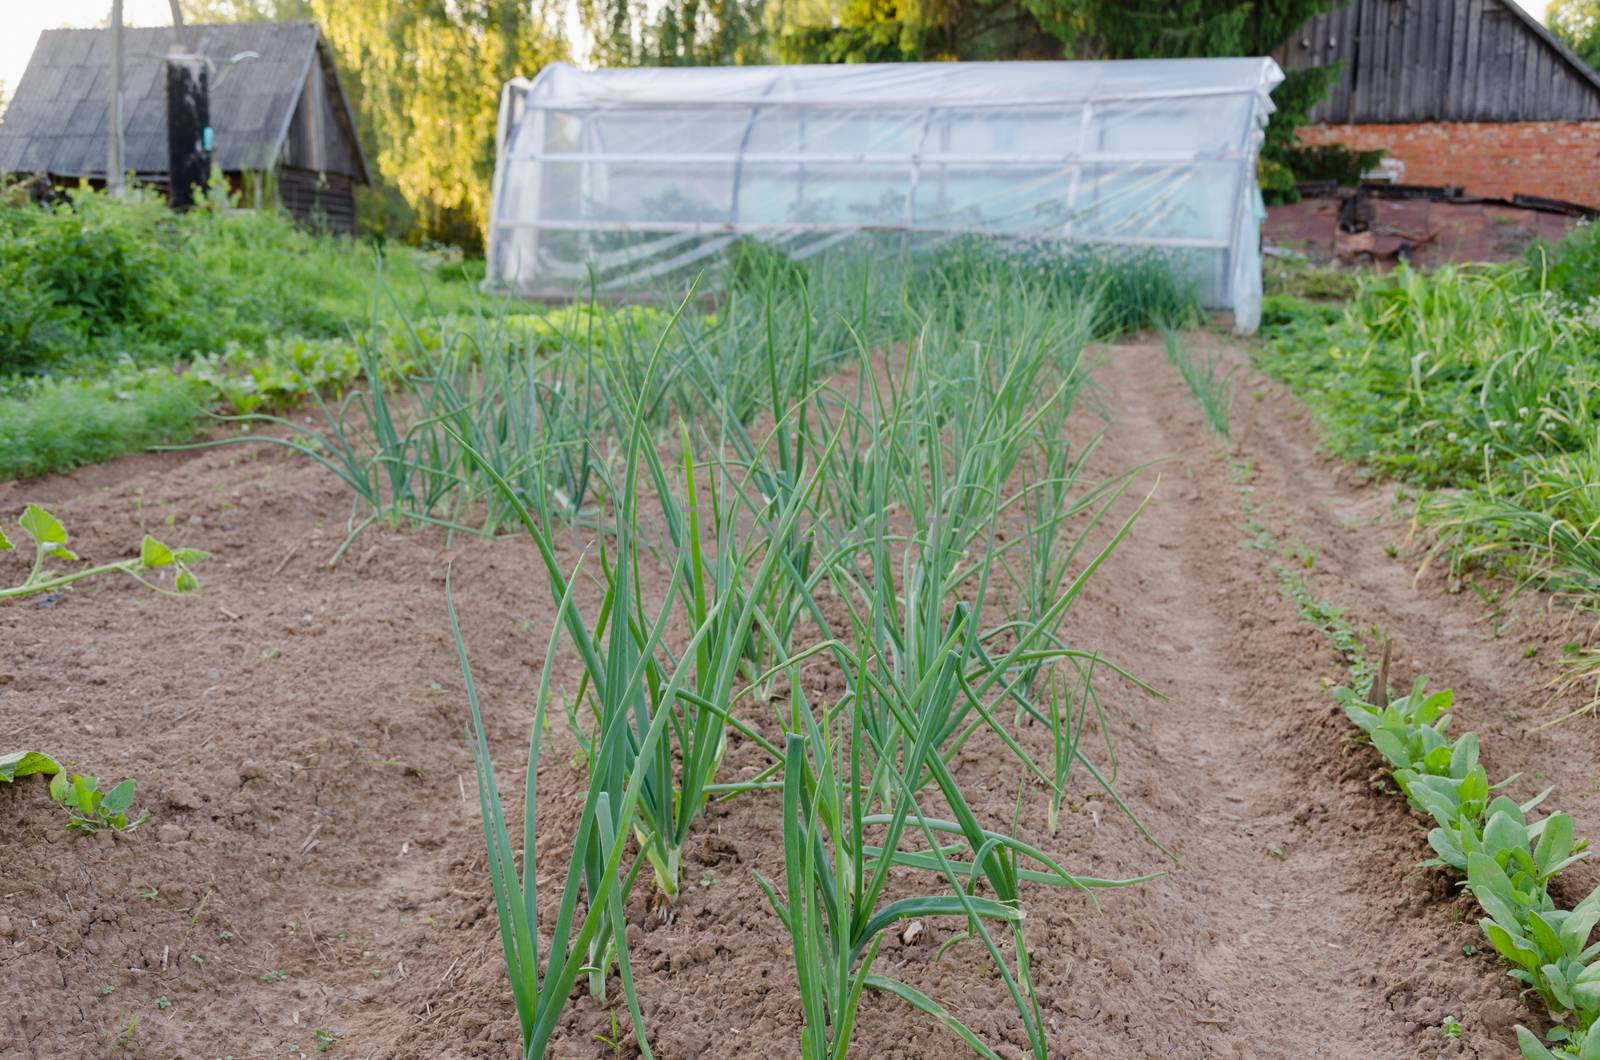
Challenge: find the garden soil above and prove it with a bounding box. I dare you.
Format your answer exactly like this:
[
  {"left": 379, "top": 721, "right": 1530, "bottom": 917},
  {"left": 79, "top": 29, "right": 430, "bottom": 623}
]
[{"left": 4, "top": 333, "right": 1593, "bottom": 1059}]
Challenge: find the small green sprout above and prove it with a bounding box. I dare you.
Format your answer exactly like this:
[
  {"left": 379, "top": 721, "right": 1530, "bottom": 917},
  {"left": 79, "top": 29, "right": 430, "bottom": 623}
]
[
  {"left": 49, "top": 772, "right": 150, "bottom": 834},
  {"left": 261, "top": 969, "right": 287, "bottom": 983},
  {"left": 1441, "top": 1015, "right": 1462, "bottom": 1039},
  {"left": 313, "top": 1028, "right": 336, "bottom": 1053},
  {"left": 156, "top": 996, "right": 172, "bottom": 1010}
]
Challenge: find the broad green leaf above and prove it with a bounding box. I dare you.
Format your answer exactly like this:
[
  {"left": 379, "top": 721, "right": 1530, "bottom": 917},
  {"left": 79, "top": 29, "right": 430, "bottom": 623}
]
[
  {"left": 1490, "top": 794, "right": 1527, "bottom": 825},
  {"left": 1529, "top": 913, "right": 1567, "bottom": 962},
  {"left": 1516, "top": 1025, "right": 1560, "bottom": 1060},
  {"left": 72, "top": 774, "right": 98, "bottom": 814},
  {"left": 173, "top": 548, "right": 211, "bottom": 565},
  {"left": 48, "top": 770, "right": 69, "bottom": 804},
  {"left": 1421, "top": 744, "right": 1453, "bottom": 775},
  {"left": 101, "top": 779, "right": 136, "bottom": 816},
  {"left": 0, "top": 750, "right": 62, "bottom": 782},
  {"left": 1450, "top": 732, "right": 1479, "bottom": 778},
  {"left": 1460, "top": 766, "right": 1490, "bottom": 810},
  {"left": 1563, "top": 904, "right": 1600, "bottom": 957},
  {"left": 141, "top": 537, "right": 174, "bottom": 568},
  {"left": 1371, "top": 727, "right": 1412, "bottom": 769},
  {"left": 1537, "top": 814, "right": 1576, "bottom": 877},
  {"left": 1543, "top": 963, "right": 1575, "bottom": 1011},
  {"left": 19, "top": 503, "right": 67, "bottom": 545},
  {"left": 1428, "top": 827, "right": 1467, "bottom": 870},
  {"left": 1483, "top": 920, "right": 1540, "bottom": 974},
  {"left": 0, "top": 526, "right": 10, "bottom": 551},
  {"left": 1485, "top": 812, "right": 1531, "bottom": 862},
  {"left": 175, "top": 568, "right": 198, "bottom": 593}
]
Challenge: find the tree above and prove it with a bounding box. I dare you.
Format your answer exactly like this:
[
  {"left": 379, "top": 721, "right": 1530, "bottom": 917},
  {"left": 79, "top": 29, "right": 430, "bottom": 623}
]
[
  {"left": 581, "top": 0, "right": 770, "bottom": 68},
  {"left": 1550, "top": 0, "right": 1600, "bottom": 71},
  {"left": 309, "top": 2, "right": 565, "bottom": 248}
]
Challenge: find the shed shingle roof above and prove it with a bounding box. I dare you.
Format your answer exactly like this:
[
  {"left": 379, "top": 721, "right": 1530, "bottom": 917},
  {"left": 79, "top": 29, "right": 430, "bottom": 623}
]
[{"left": 0, "top": 21, "right": 365, "bottom": 180}]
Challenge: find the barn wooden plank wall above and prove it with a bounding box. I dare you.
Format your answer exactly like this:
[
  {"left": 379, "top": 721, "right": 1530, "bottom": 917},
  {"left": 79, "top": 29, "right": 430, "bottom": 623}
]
[
  {"left": 279, "top": 47, "right": 364, "bottom": 179},
  {"left": 1275, "top": 0, "right": 1600, "bottom": 122}
]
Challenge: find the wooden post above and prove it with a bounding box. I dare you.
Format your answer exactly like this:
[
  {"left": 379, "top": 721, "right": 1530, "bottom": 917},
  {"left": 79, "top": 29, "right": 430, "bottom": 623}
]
[
  {"left": 164, "top": 49, "right": 210, "bottom": 211},
  {"left": 107, "top": 0, "right": 125, "bottom": 197}
]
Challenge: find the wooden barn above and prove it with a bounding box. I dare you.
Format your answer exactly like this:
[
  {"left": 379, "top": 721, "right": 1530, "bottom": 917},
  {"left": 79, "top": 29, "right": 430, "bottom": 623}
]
[
  {"left": 1276, "top": 0, "right": 1600, "bottom": 206},
  {"left": 0, "top": 22, "right": 368, "bottom": 233}
]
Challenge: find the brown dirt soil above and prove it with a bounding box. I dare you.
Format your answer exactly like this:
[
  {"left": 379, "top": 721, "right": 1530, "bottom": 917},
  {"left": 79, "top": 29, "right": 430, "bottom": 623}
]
[{"left": 3, "top": 333, "right": 1591, "bottom": 1059}]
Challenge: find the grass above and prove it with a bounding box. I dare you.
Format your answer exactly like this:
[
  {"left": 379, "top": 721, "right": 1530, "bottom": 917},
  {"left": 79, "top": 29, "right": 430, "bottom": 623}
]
[{"left": 0, "top": 368, "right": 206, "bottom": 480}]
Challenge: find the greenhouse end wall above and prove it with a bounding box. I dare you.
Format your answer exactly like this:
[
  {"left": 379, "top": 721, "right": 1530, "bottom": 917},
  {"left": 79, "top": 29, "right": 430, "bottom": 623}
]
[{"left": 487, "top": 58, "right": 1284, "bottom": 333}]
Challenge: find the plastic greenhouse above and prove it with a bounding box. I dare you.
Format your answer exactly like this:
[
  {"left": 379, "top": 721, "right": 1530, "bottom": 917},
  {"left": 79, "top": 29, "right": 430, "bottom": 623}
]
[{"left": 487, "top": 58, "right": 1284, "bottom": 332}]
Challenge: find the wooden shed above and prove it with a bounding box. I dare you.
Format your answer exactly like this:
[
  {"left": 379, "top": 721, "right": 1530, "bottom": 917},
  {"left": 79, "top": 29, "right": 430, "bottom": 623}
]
[
  {"left": 0, "top": 21, "right": 369, "bottom": 233},
  {"left": 1276, "top": 0, "right": 1600, "bottom": 206}
]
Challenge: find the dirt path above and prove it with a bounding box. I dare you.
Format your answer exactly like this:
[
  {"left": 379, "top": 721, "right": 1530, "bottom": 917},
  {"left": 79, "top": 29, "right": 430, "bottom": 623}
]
[
  {"left": 5, "top": 331, "right": 1582, "bottom": 1059},
  {"left": 1081, "top": 345, "right": 1418, "bottom": 1055}
]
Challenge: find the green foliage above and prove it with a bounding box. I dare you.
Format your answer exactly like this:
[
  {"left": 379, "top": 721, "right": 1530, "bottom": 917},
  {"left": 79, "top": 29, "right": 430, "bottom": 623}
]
[
  {"left": 1277, "top": 142, "right": 1387, "bottom": 188},
  {"left": 312, "top": 0, "right": 565, "bottom": 246},
  {"left": 0, "top": 190, "right": 495, "bottom": 480},
  {"left": 1257, "top": 261, "right": 1600, "bottom": 489},
  {"left": 0, "top": 367, "right": 208, "bottom": 481},
  {"left": 1549, "top": 0, "right": 1600, "bottom": 72},
  {"left": 0, "top": 750, "right": 63, "bottom": 783},
  {"left": 1263, "top": 259, "right": 1360, "bottom": 302},
  {"left": 0, "top": 503, "right": 207, "bottom": 600},
  {"left": 48, "top": 771, "right": 151, "bottom": 834},
  {"left": 0, "top": 190, "right": 488, "bottom": 377},
  {"left": 1537, "top": 220, "right": 1600, "bottom": 306}
]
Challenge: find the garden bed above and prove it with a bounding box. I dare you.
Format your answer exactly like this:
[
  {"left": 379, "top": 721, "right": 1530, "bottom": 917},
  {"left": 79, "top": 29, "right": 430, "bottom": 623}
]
[{"left": 7, "top": 332, "right": 1599, "bottom": 1058}]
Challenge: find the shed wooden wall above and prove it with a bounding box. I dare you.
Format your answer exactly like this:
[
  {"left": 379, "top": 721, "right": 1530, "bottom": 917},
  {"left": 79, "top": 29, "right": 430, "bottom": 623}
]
[
  {"left": 1276, "top": 0, "right": 1600, "bottom": 123},
  {"left": 277, "top": 45, "right": 363, "bottom": 179},
  {"left": 278, "top": 169, "right": 358, "bottom": 235}
]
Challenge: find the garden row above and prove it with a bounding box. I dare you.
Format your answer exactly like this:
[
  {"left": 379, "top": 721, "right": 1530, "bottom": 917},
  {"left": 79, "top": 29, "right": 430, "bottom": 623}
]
[{"left": 310, "top": 241, "right": 1194, "bottom": 1057}]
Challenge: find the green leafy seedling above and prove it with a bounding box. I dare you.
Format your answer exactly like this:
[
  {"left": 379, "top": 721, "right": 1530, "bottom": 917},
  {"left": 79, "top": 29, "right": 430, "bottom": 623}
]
[
  {"left": 48, "top": 772, "right": 150, "bottom": 834},
  {"left": 1, "top": 503, "right": 208, "bottom": 601}
]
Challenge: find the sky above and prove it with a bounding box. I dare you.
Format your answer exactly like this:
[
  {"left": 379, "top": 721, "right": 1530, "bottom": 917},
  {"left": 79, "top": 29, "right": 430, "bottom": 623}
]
[{"left": 0, "top": 0, "right": 1560, "bottom": 100}]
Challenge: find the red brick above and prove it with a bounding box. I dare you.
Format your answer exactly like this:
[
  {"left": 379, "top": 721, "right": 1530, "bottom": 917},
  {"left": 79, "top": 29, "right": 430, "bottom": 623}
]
[{"left": 1297, "top": 121, "right": 1600, "bottom": 206}]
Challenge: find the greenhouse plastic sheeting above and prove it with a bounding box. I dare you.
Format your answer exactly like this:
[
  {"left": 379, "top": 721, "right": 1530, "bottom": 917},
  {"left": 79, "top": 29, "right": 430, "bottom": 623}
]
[{"left": 487, "top": 58, "right": 1284, "bottom": 332}]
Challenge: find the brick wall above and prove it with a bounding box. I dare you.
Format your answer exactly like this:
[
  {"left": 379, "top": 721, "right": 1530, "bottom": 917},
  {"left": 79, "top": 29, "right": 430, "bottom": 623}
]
[{"left": 1296, "top": 121, "right": 1600, "bottom": 207}]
